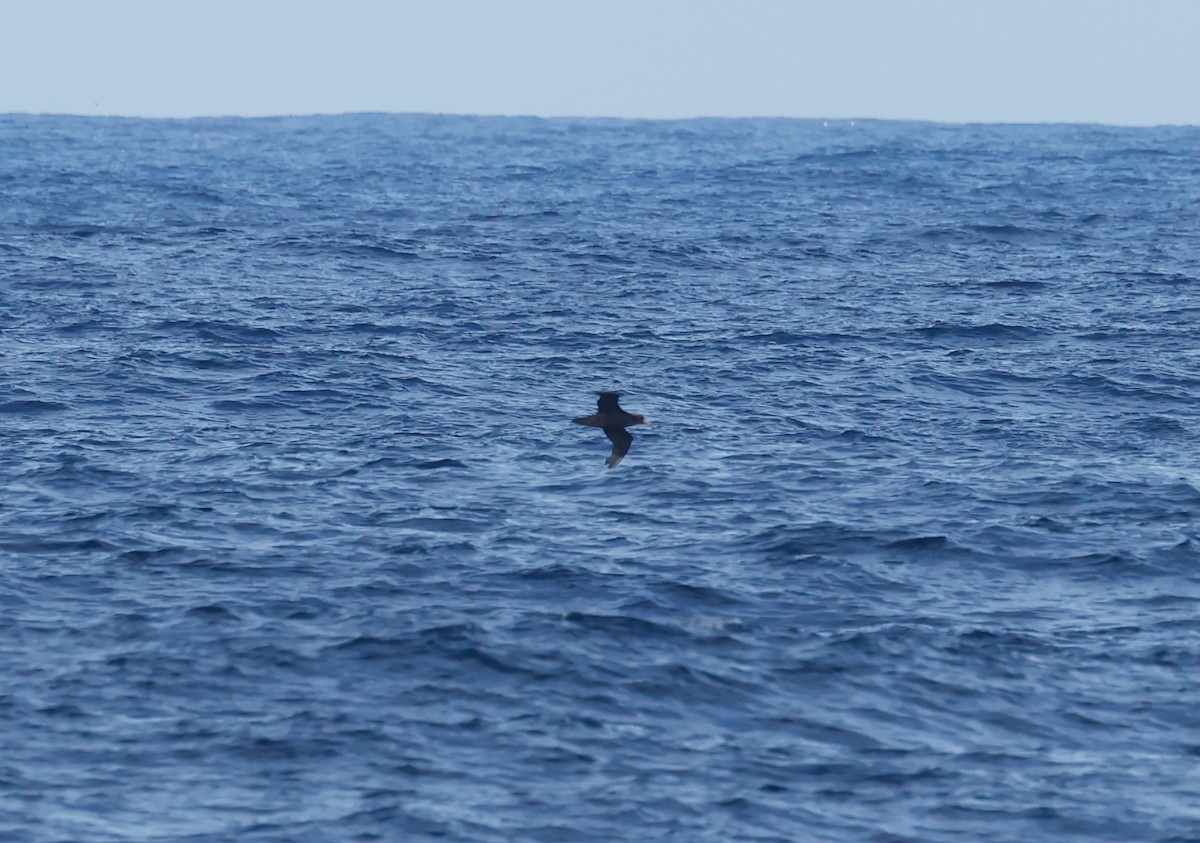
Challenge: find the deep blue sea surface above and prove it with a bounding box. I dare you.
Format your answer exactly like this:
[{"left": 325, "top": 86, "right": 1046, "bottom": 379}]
[{"left": 1, "top": 113, "right": 1197, "bottom": 842}]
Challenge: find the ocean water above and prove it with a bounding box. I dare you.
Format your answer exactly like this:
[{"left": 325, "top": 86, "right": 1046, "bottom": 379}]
[{"left": 0, "top": 113, "right": 1197, "bottom": 842}]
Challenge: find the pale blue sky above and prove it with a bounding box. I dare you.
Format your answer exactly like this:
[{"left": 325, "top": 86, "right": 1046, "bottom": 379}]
[{"left": 1, "top": 0, "right": 1197, "bottom": 125}]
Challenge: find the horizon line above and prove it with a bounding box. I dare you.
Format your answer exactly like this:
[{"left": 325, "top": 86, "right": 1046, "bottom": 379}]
[{"left": 2, "top": 110, "right": 1197, "bottom": 130}]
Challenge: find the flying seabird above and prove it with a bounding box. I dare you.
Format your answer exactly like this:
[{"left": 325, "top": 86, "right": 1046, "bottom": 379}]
[{"left": 573, "top": 392, "right": 651, "bottom": 468}]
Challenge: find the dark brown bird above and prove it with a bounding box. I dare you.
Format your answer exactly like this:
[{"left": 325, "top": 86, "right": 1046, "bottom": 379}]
[{"left": 573, "top": 392, "right": 651, "bottom": 468}]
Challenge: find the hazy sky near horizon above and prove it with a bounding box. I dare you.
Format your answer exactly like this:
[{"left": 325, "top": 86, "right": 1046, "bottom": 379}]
[{"left": 2, "top": 0, "right": 1197, "bottom": 125}]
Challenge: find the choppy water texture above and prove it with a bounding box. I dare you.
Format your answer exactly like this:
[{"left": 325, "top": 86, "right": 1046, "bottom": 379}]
[{"left": 1, "top": 114, "right": 1197, "bottom": 842}]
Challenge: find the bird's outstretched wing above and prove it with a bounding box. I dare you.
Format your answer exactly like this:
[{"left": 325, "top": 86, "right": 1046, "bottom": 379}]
[
  {"left": 597, "top": 392, "right": 621, "bottom": 412},
  {"left": 603, "top": 426, "right": 633, "bottom": 468}
]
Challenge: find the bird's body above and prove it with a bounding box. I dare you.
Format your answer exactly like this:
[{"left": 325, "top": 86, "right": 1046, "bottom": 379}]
[{"left": 573, "top": 392, "right": 650, "bottom": 468}]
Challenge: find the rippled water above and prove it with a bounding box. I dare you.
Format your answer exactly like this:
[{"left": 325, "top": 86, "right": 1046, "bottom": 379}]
[{"left": 1, "top": 114, "right": 1197, "bottom": 842}]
